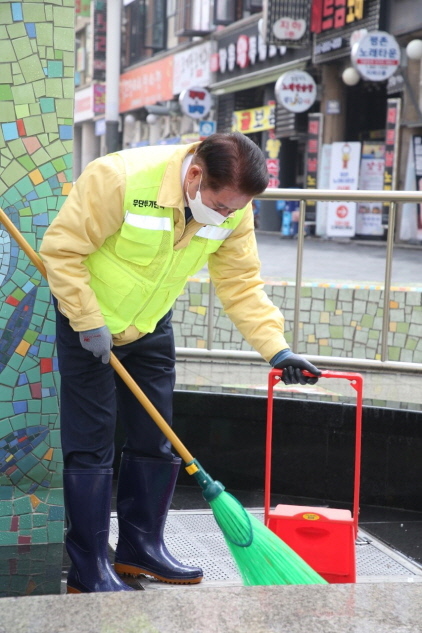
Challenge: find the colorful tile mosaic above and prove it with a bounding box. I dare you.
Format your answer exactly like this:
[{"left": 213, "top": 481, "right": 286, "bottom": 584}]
[
  {"left": 0, "top": 0, "right": 74, "bottom": 591},
  {"left": 173, "top": 278, "right": 422, "bottom": 364}
]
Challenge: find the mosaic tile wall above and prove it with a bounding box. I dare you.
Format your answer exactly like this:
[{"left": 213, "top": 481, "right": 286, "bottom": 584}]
[
  {"left": 173, "top": 279, "right": 422, "bottom": 363},
  {"left": 0, "top": 0, "right": 74, "bottom": 593}
]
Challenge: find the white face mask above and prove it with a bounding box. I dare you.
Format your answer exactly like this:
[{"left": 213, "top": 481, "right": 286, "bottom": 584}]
[{"left": 186, "top": 175, "right": 227, "bottom": 226}]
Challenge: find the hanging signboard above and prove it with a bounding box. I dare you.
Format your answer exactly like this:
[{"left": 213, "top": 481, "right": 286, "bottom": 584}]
[
  {"left": 232, "top": 104, "right": 275, "bottom": 134},
  {"left": 351, "top": 31, "right": 400, "bottom": 82},
  {"left": 274, "top": 70, "right": 317, "bottom": 113},
  {"left": 305, "top": 113, "right": 323, "bottom": 225},
  {"left": 326, "top": 142, "right": 361, "bottom": 237},
  {"left": 179, "top": 87, "right": 212, "bottom": 120},
  {"left": 263, "top": 0, "right": 312, "bottom": 47},
  {"left": 356, "top": 142, "right": 385, "bottom": 236},
  {"left": 381, "top": 98, "right": 401, "bottom": 225}
]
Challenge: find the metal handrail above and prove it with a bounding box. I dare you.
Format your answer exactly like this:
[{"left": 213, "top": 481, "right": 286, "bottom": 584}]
[{"left": 177, "top": 188, "right": 422, "bottom": 374}]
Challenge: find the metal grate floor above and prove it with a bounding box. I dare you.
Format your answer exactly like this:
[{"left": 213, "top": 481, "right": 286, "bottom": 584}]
[{"left": 109, "top": 509, "right": 422, "bottom": 588}]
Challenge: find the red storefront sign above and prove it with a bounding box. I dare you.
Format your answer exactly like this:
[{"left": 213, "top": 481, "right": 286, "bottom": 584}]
[{"left": 311, "top": 0, "right": 365, "bottom": 33}]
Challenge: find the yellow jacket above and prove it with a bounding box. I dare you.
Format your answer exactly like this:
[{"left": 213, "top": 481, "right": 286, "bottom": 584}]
[{"left": 40, "top": 144, "right": 289, "bottom": 362}]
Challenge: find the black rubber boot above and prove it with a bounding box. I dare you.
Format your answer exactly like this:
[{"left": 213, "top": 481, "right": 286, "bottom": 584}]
[
  {"left": 114, "top": 455, "right": 203, "bottom": 584},
  {"left": 63, "top": 468, "right": 134, "bottom": 593}
]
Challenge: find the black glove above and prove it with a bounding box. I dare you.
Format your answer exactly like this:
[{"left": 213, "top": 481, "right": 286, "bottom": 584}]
[{"left": 274, "top": 354, "right": 321, "bottom": 386}]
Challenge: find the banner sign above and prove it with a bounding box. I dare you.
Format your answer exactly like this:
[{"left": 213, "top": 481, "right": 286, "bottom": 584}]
[
  {"left": 232, "top": 104, "right": 275, "bottom": 134},
  {"left": 93, "top": 0, "right": 107, "bottom": 82},
  {"left": 119, "top": 57, "right": 174, "bottom": 112},
  {"left": 264, "top": 130, "right": 282, "bottom": 189},
  {"left": 326, "top": 142, "right": 361, "bottom": 237},
  {"left": 305, "top": 113, "right": 323, "bottom": 224},
  {"left": 382, "top": 98, "right": 401, "bottom": 225},
  {"left": 173, "top": 42, "right": 212, "bottom": 95},
  {"left": 357, "top": 142, "right": 385, "bottom": 236}
]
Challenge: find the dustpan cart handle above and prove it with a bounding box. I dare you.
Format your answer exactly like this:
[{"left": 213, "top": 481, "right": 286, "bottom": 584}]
[{"left": 264, "top": 369, "right": 363, "bottom": 536}]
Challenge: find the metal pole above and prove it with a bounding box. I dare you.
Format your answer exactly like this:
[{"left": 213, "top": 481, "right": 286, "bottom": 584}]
[
  {"left": 206, "top": 281, "right": 215, "bottom": 350},
  {"left": 293, "top": 198, "right": 306, "bottom": 352},
  {"left": 105, "top": 0, "right": 121, "bottom": 154},
  {"left": 381, "top": 201, "right": 396, "bottom": 362}
]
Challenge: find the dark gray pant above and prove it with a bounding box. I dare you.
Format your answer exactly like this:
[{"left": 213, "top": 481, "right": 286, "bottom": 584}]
[{"left": 54, "top": 301, "right": 175, "bottom": 469}]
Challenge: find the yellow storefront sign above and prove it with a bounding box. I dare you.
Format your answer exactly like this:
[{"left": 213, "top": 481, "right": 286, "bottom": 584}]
[{"left": 232, "top": 104, "right": 275, "bottom": 134}]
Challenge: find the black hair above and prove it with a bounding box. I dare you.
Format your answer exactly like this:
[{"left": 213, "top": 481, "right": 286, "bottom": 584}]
[{"left": 193, "top": 132, "right": 269, "bottom": 196}]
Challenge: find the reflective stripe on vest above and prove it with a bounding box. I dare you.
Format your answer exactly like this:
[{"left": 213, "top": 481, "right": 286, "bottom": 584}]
[
  {"left": 196, "top": 226, "right": 234, "bottom": 240},
  {"left": 124, "top": 211, "right": 172, "bottom": 231}
]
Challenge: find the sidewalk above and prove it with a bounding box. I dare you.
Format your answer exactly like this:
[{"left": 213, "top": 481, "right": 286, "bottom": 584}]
[{"left": 254, "top": 233, "right": 422, "bottom": 286}]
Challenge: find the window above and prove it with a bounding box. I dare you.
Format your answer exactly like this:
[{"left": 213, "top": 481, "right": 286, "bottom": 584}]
[{"left": 175, "top": 0, "right": 213, "bottom": 36}]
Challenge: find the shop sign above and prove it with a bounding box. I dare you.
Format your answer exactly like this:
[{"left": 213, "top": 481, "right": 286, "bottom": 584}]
[
  {"left": 311, "top": 0, "right": 366, "bottom": 34},
  {"left": 351, "top": 31, "right": 400, "bottom": 82},
  {"left": 212, "top": 33, "right": 287, "bottom": 74},
  {"left": 413, "top": 137, "right": 422, "bottom": 239},
  {"left": 316, "top": 144, "right": 332, "bottom": 236},
  {"left": 93, "top": 84, "right": 106, "bottom": 115},
  {"left": 357, "top": 142, "right": 385, "bottom": 236},
  {"left": 74, "top": 84, "right": 106, "bottom": 122},
  {"left": 305, "top": 113, "right": 323, "bottom": 223},
  {"left": 314, "top": 36, "right": 343, "bottom": 56},
  {"left": 212, "top": 19, "right": 294, "bottom": 77},
  {"left": 95, "top": 118, "right": 106, "bottom": 136},
  {"left": 272, "top": 17, "right": 307, "bottom": 41},
  {"left": 232, "top": 104, "right": 275, "bottom": 135},
  {"left": 199, "top": 120, "right": 216, "bottom": 138},
  {"left": 326, "top": 100, "right": 340, "bottom": 114},
  {"left": 264, "top": 0, "right": 311, "bottom": 47},
  {"left": 173, "top": 42, "right": 212, "bottom": 96},
  {"left": 313, "top": 0, "right": 381, "bottom": 64},
  {"left": 74, "top": 86, "right": 94, "bottom": 123},
  {"left": 93, "top": 0, "right": 106, "bottom": 82},
  {"left": 326, "top": 142, "right": 361, "bottom": 237},
  {"left": 179, "top": 87, "right": 212, "bottom": 120},
  {"left": 119, "top": 57, "right": 174, "bottom": 112},
  {"left": 263, "top": 127, "right": 281, "bottom": 188},
  {"left": 381, "top": 98, "right": 401, "bottom": 225},
  {"left": 180, "top": 133, "right": 201, "bottom": 144},
  {"left": 274, "top": 70, "right": 316, "bottom": 113}
]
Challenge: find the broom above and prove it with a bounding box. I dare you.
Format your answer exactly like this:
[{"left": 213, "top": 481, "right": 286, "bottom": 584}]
[{"left": 0, "top": 206, "right": 327, "bottom": 587}]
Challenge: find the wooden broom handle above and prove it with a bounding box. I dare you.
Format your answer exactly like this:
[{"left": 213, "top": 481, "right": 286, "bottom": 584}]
[{"left": 0, "top": 207, "right": 195, "bottom": 465}]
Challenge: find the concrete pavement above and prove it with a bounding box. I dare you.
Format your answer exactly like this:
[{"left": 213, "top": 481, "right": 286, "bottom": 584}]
[{"left": 254, "top": 233, "right": 422, "bottom": 285}]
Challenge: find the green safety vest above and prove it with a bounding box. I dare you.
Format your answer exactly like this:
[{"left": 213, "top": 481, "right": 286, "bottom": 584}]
[{"left": 84, "top": 147, "right": 247, "bottom": 334}]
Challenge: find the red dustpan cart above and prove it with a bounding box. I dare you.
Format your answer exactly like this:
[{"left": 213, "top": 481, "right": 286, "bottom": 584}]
[{"left": 265, "top": 369, "right": 363, "bottom": 584}]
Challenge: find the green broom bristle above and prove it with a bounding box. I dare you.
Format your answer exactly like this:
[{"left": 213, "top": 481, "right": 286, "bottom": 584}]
[
  {"left": 209, "top": 491, "right": 327, "bottom": 586},
  {"left": 188, "top": 459, "right": 328, "bottom": 586}
]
